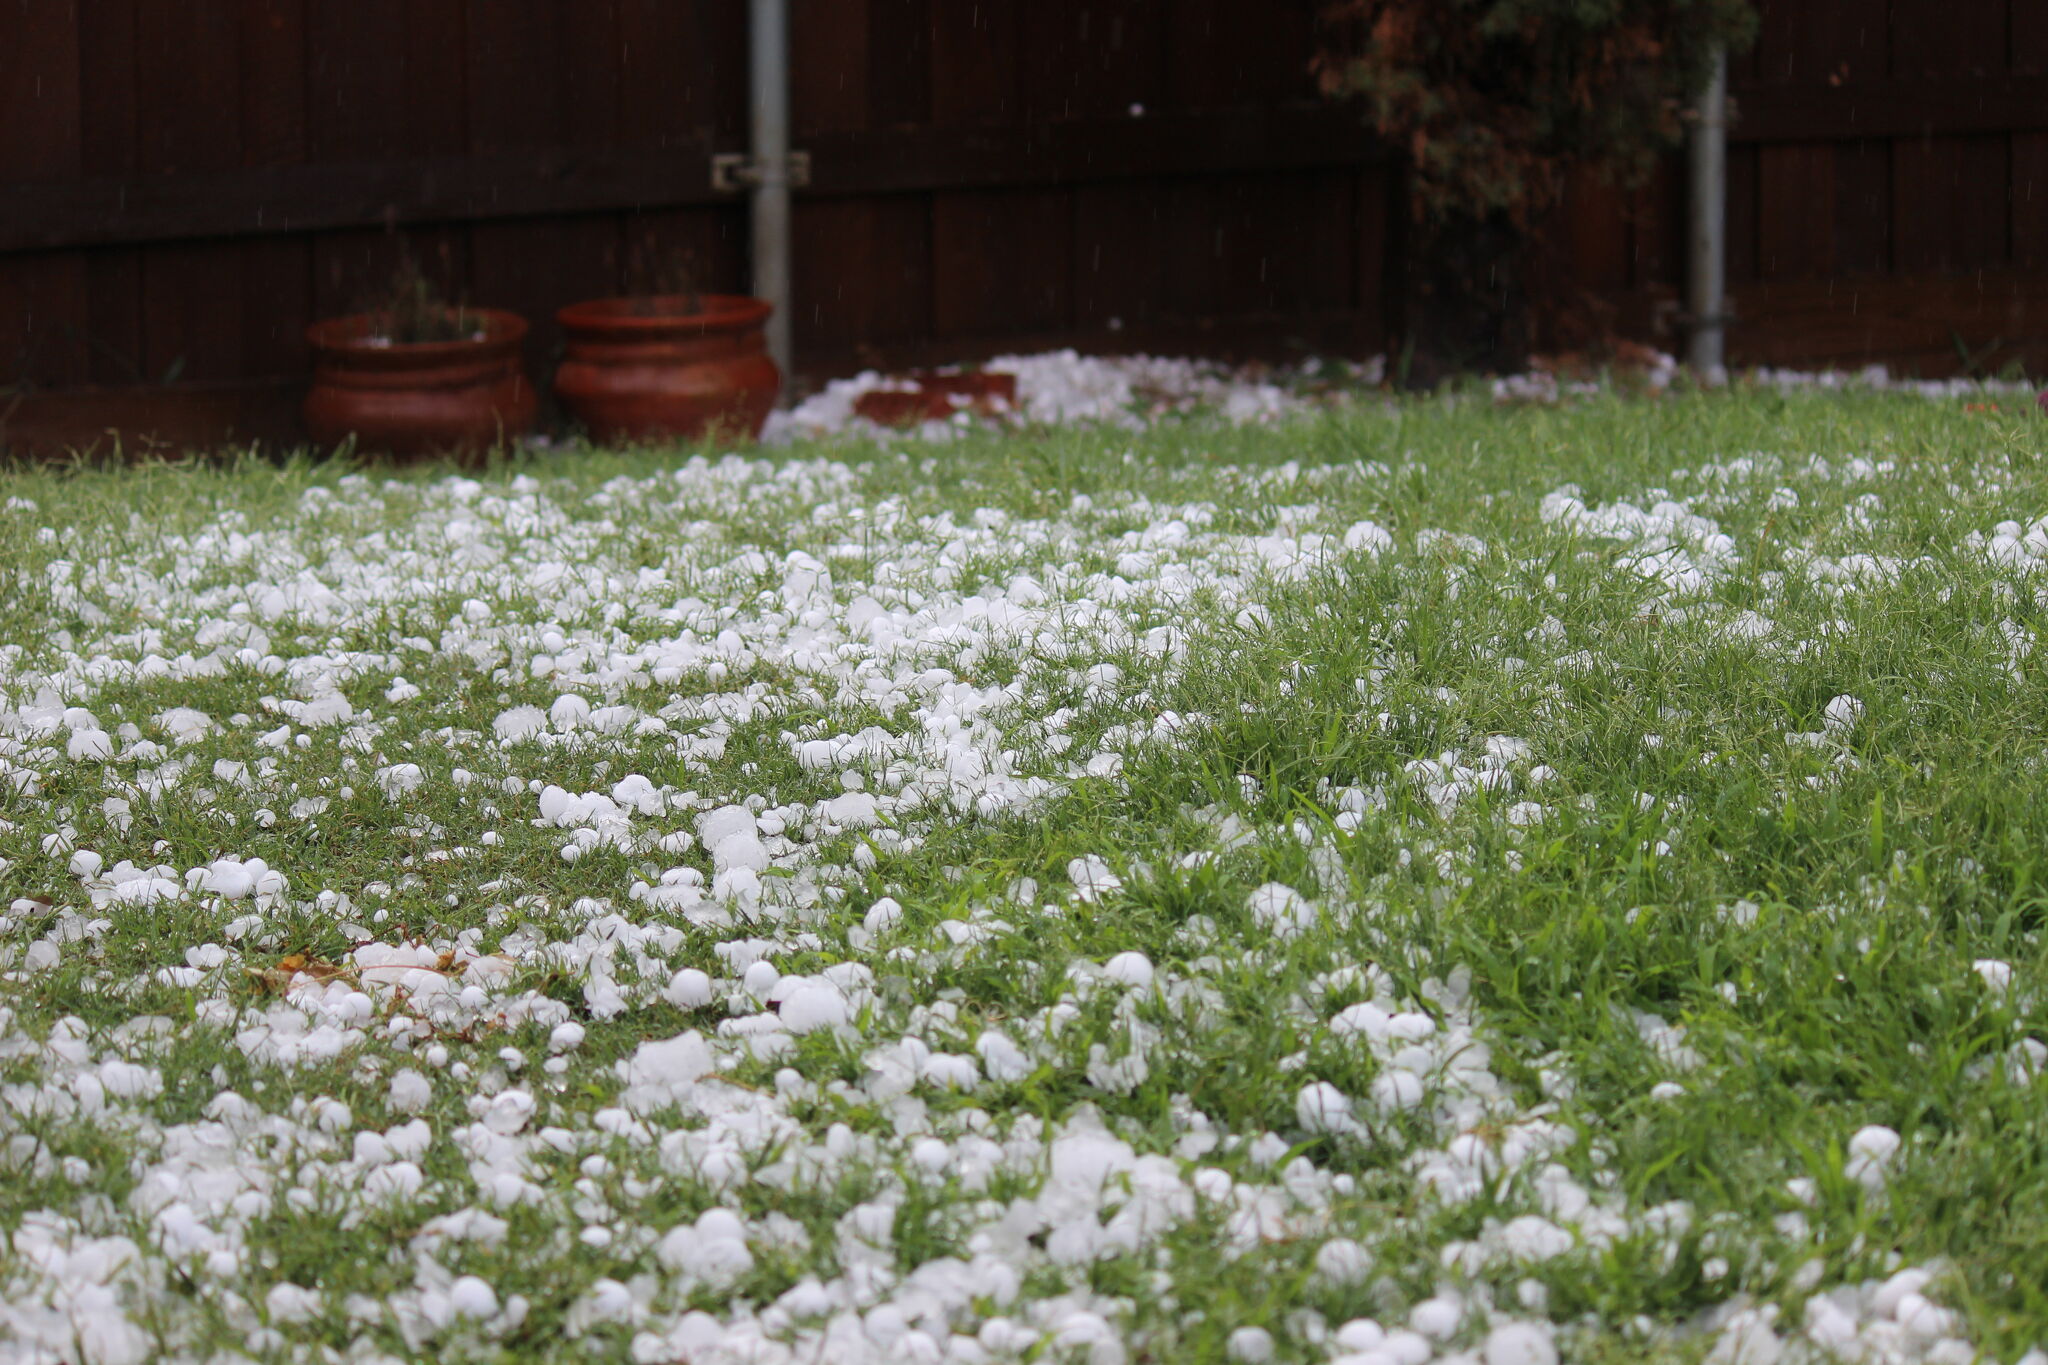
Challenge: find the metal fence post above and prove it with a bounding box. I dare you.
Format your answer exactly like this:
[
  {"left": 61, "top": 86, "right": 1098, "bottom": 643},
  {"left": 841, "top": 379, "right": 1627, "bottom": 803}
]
[
  {"left": 750, "top": 0, "right": 794, "bottom": 401},
  {"left": 1687, "top": 47, "right": 1729, "bottom": 377}
]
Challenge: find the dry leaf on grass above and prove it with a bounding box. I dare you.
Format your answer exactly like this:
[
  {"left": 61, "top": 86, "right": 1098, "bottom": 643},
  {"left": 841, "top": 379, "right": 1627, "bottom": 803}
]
[{"left": 245, "top": 953, "right": 353, "bottom": 994}]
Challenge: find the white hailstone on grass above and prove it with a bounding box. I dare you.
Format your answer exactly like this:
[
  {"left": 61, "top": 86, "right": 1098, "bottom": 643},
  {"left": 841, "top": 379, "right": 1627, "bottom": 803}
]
[
  {"left": 1872, "top": 1267, "right": 1934, "bottom": 1318},
  {"left": 1102, "top": 951, "right": 1154, "bottom": 989},
  {"left": 493, "top": 705, "right": 546, "bottom": 741},
  {"left": 1344, "top": 520, "right": 1394, "bottom": 554},
  {"left": 198, "top": 858, "right": 257, "bottom": 899},
  {"left": 549, "top": 693, "right": 591, "bottom": 730},
  {"left": 548, "top": 1021, "right": 586, "bottom": 1053},
  {"left": 1296, "top": 1082, "right": 1358, "bottom": 1136},
  {"left": 1226, "top": 1327, "right": 1275, "bottom": 1363},
  {"left": 666, "top": 968, "right": 715, "bottom": 1009},
  {"left": 1370, "top": 1068, "right": 1425, "bottom": 1112},
  {"left": 864, "top": 897, "right": 904, "bottom": 936},
  {"left": 823, "top": 789, "right": 881, "bottom": 826},
  {"left": 299, "top": 691, "right": 353, "bottom": 726},
  {"left": 388, "top": 1068, "right": 433, "bottom": 1113},
  {"left": 374, "top": 762, "right": 425, "bottom": 798},
  {"left": 976, "top": 1030, "right": 1032, "bottom": 1083},
  {"left": 1822, "top": 695, "right": 1865, "bottom": 734},
  {"left": 1333, "top": 1319, "right": 1386, "bottom": 1352},
  {"left": 67, "top": 727, "right": 114, "bottom": 761},
  {"left": 697, "top": 803, "right": 757, "bottom": 848},
  {"left": 363, "top": 1161, "right": 425, "bottom": 1202},
  {"left": 1896, "top": 1294, "right": 1961, "bottom": 1341},
  {"left": 657, "top": 1207, "right": 754, "bottom": 1285},
  {"left": 711, "top": 830, "right": 771, "bottom": 875},
  {"left": 1068, "top": 855, "right": 1123, "bottom": 902},
  {"left": 1329, "top": 1002, "right": 1393, "bottom": 1042},
  {"left": 69, "top": 848, "right": 104, "bottom": 878},
  {"left": 1387, "top": 1011, "right": 1436, "bottom": 1041},
  {"left": 924, "top": 1051, "right": 981, "bottom": 1090},
  {"left": 779, "top": 981, "right": 850, "bottom": 1033},
  {"left": 611, "top": 773, "right": 662, "bottom": 815},
  {"left": 1410, "top": 1298, "right": 1463, "bottom": 1339},
  {"left": 1246, "top": 1131, "right": 1292, "bottom": 1166},
  {"left": 1973, "top": 958, "right": 2014, "bottom": 994},
  {"left": 1844, "top": 1124, "right": 1902, "bottom": 1188},
  {"left": 152, "top": 706, "right": 214, "bottom": 743},
  {"left": 1708, "top": 1307, "right": 1784, "bottom": 1365},
  {"left": 264, "top": 1283, "right": 322, "bottom": 1323},
  {"left": 1049, "top": 1311, "right": 1123, "bottom": 1365},
  {"left": 1483, "top": 1322, "right": 1558, "bottom": 1365},
  {"left": 741, "top": 959, "right": 781, "bottom": 999},
  {"left": 449, "top": 1275, "right": 500, "bottom": 1320},
  {"left": 1247, "top": 882, "right": 1317, "bottom": 938},
  {"left": 1316, "top": 1240, "right": 1373, "bottom": 1287},
  {"left": 1379, "top": 1330, "right": 1434, "bottom": 1365}
]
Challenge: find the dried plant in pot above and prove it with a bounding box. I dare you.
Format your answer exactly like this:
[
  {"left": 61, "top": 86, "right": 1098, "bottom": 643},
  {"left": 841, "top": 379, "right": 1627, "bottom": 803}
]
[
  {"left": 553, "top": 245, "right": 781, "bottom": 444},
  {"left": 303, "top": 256, "right": 536, "bottom": 458}
]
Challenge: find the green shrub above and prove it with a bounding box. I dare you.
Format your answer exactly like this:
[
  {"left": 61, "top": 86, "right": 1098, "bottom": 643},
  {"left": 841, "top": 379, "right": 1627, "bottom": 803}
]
[{"left": 1315, "top": 0, "right": 1757, "bottom": 224}]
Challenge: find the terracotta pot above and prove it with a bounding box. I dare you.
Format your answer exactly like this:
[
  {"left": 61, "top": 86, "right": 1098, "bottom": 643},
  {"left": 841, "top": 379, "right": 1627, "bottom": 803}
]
[
  {"left": 553, "top": 295, "right": 780, "bottom": 443},
  {"left": 304, "top": 309, "right": 536, "bottom": 457},
  {"left": 853, "top": 369, "right": 1018, "bottom": 426},
  {"left": 914, "top": 369, "right": 1017, "bottom": 412}
]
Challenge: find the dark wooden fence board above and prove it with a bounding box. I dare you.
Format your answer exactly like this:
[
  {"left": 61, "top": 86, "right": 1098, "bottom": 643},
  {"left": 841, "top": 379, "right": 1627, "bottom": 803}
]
[
  {"left": 0, "top": 0, "right": 86, "bottom": 387},
  {"left": 1889, "top": 0, "right": 2007, "bottom": 80},
  {"left": 1164, "top": 0, "right": 1316, "bottom": 111},
  {"left": 1072, "top": 181, "right": 1166, "bottom": 331},
  {"left": 2016, "top": 134, "right": 2048, "bottom": 269},
  {"left": 1351, "top": 166, "right": 1391, "bottom": 323},
  {"left": 1832, "top": 139, "right": 1891, "bottom": 276},
  {"left": 1892, "top": 135, "right": 2010, "bottom": 274},
  {"left": 865, "top": 0, "right": 932, "bottom": 129},
  {"left": 1723, "top": 142, "right": 1760, "bottom": 288},
  {"left": 2019, "top": 6, "right": 2048, "bottom": 79},
  {"left": 932, "top": 187, "right": 1073, "bottom": 338},
  {"left": 792, "top": 195, "right": 932, "bottom": 361},
  {"left": 791, "top": 0, "right": 871, "bottom": 134},
  {"left": 1759, "top": 143, "right": 1836, "bottom": 279},
  {"left": 1628, "top": 160, "right": 1683, "bottom": 292},
  {"left": 1, "top": 0, "right": 82, "bottom": 180}
]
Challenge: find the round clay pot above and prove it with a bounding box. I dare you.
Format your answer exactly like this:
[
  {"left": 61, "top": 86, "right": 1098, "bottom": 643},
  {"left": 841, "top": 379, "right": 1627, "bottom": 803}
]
[
  {"left": 553, "top": 294, "right": 781, "bottom": 443},
  {"left": 304, "top": 309, "right": 536, "bottom": 457}
]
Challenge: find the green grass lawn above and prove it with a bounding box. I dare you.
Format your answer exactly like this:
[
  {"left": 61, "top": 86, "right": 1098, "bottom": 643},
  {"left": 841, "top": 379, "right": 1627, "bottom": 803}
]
[{"left": 1, "top": 388, "right": 2045, "bottom": 1365}]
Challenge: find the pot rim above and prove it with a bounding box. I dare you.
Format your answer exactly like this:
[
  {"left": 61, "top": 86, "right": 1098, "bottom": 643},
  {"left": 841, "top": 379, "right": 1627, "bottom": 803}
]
[
  {"left": 557, "top": 294, "right": 773, "bottom": 337},
  {"left": 306, "top": 308, "right": 528, "bottom": 362}
]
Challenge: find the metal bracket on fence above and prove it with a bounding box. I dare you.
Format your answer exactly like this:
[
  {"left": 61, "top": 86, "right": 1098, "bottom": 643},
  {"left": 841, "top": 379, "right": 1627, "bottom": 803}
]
[{"left": 712, "top": 150, "right": 810, "bottom": 193}]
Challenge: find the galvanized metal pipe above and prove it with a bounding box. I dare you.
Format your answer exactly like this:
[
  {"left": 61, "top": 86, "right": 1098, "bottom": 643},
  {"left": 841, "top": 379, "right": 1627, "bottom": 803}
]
[
  {"left": 749, "top": 0, "right": 793, "bottom": 399},
  {"left": 1686, "top": 47, "right": 1729, "bottom": 376}
]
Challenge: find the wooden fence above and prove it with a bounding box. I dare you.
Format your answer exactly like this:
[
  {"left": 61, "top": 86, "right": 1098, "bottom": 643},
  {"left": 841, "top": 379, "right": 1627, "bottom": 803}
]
[
  {"left": 1553, "top": 0, "right": 2048, "bottom": 375},
  {"left": 0, "top": 0, "right": 2043, "bottom": 452}
]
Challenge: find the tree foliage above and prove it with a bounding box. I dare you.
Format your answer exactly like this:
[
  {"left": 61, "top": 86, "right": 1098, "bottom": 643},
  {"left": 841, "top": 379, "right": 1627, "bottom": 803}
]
[{"left": 1315, "top": 0, "right": 1757, "bottom": 224}]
